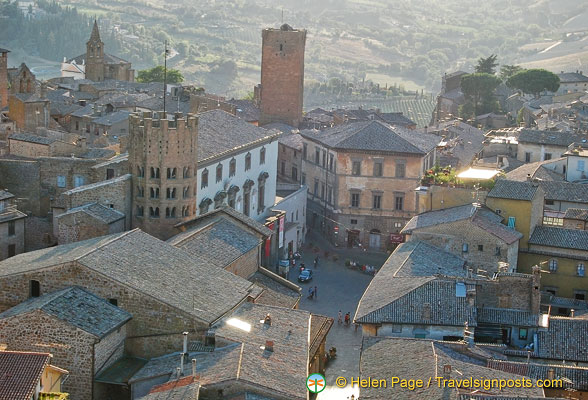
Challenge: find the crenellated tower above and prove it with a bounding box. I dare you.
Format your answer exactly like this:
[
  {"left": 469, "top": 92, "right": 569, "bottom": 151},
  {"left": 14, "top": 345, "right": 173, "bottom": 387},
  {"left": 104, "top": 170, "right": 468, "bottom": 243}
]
[{"left": 129, "top": 112, "right": 198, "bottom": 240}]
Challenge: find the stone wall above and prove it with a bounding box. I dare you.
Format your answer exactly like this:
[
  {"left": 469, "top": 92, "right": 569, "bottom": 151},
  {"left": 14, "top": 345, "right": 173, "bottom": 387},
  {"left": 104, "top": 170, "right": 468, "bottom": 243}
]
[
  {"left": 225, "top": 246, "right": 260, "bottom": 279},
  {"left": 0, "top": 310, "right": 96, "bottom": 400},
  {"left": 259, "top": 27, "right": 306, "bottom": 127},
  {"left": 0, "top": 217, "right": 25, "bottom": 260},
  {"left": 476, "top": 273, "right": 539, "bottom": 312},
  {"left": 57, "top": 211, "right": 110, "bottom": 244},
  {"left": 0, "top": 262, "right": 208, "bottom": 358},
  {"left": 25, "top": 216, "right": 54, "bottom": 250},
  {"left": 91, "top": 156, "right": 129, "bottom": 183},
  {"left": 0, "top": 158, "right": 40, "bottom": 215},
  {"left": 94, "top": 325, "right": 127, "bottom": 375},
  {"left": 8, "top": 139, "right": 50, "bottom": 157}
]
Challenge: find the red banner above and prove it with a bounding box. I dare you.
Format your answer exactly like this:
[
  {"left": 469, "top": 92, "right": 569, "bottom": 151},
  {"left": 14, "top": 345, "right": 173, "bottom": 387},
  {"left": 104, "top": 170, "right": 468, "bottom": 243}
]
[
  {"left": 265, "top": 222, "right": 275, "bottom": 257},
  {"left": 390, "top": 234, "right": 404, "bottom": 244}
]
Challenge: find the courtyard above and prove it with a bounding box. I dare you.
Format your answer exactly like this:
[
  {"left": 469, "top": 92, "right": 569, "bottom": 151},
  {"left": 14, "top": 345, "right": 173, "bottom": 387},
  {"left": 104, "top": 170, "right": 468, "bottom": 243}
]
[{"left": 288, "top": 232, "right": 389, "bottom": 399}]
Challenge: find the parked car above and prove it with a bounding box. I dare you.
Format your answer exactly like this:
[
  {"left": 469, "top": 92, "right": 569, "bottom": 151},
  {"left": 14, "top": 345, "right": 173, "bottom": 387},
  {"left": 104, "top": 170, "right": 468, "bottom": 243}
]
[{"left": 298, "top": 269, "right": 313, "bottom": 282}]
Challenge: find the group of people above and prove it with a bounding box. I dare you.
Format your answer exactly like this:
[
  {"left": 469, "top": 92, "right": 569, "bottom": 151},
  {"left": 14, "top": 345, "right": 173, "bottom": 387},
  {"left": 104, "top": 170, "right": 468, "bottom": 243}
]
[
  {"left": 308, "top": 285, "right": 318, "bottom": 299},
  {"left": 338, "top": 310, "right": 351, "bottom": 325}
]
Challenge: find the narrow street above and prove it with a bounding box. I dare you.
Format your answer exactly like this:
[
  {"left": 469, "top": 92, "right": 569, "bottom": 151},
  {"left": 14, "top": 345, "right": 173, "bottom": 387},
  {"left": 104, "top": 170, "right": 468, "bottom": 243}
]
[{"left": 289, "top": 232, "right": 389, "bottom": 399}]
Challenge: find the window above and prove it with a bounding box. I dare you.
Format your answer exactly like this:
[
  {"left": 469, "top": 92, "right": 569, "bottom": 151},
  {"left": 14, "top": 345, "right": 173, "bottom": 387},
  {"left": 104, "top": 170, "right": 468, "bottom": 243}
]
[
  {"left": 292, "top": 166, "right": 298, "bottom": 181},
  {"left": 495, "top": 246, "right": 501, "bottom": 256},
  {"left": 544, "top": 153, "right": 552, "bottom": 161},
  {"left": 507, "top": 216, "right": 516, "bottom": 228},
  {"left": 167, "top": 168, "right": 177, "bottom": 179},
  {"left": 327, "top": 186, "right": 333, "bottom": 204},
  {"left": 545, "top": 287, "right": 557, "bottom": 296},
  {"left": 57, "top": 175, "right": 66, "bottom": 188},
  {"left": 394, "top": 195, "right": 404, "bottom": 211},
  {"left": 543, "top": 215, "right": 563, "bottom": 226},
  {"left": 578, "top": 160, "right": 586, "bottom": 171},
  {"left": 106, "top": 168, "right": 115, "bottom": 179},
  {"left": 30, "top": 280, "right": 40, "bottom": 297},
  {"left": 519, "top": 328, "right": 528, "bottom": 340},
  {"left": 478, "top": 244, "right": 484, "bottom": 252},
  {"left": 229, "top": 159, "right": 236, "bottom": 177},
  {"left": 258, "top": 184, "right": 265, "bottom": 212},
  {"left": 109, "top": 298, "right": 118, "bottom": 306},
  {"left": 549, "top": 259, "right": 558, "bottom": 272},
  {"left": 8, "top": 244, "right": 16, "bottom": 258},
  {"left": 350, "top": 219, "right": 358, "bottom": 225},
  {"left": 75, "top": 121, "right": 79, "bottom": 130},
  {"left": 373, "top": 161, "right": 383, "bottom": 177},
  {"left": 320, "top": 183, "right": 325, "bottom": 199},
  {"left": 166, "top": 207, "right": 176, "bottom": 218},
  {"left": 322, "top": 150, "right": 326, "bottom": 167},
  {"left": 395, "top": 162, "right": 406, "bottom": 178},
  {"left": 150, "top": 187, "right": 159, "bottom": 199},
  {"left": 149, "top": 207, "right": 160, "bottom": 218},
  {"left": 578, "top": 263, "right": 585, "bottom": 277},
  {"left": 74, "top": 175, "right": 85, "bottom": 188},
  {"left": 136, "top": 186, "right": 144, "bottom": 198},
  {"left": 183, "top": 186, "right": 190, "bottom": 198},
  {"left": 245, "top": 153, "right": 251, "bottom": 170},
  {"left": 462, "top": 243, "right": 469, "bottom": 253},
  {"left": 314, "top": 179, "right": 319, "bottom": 196},
  {"left": 301, "top": 173, "right": 306, "bottom": 185},
  {"left": 394, "top": 222, "right": 403, "bottom": 228},
  {"left": 351, "top": 193, "right": 360, "bottom": 208},
  {"left": 150, "top": 167, "right": 160, "bottom": 179},
  {"left": 281, "top": 162, "right": 285, "bottom": 175},
  {"left": 201, "top": 169, "right": 208, "bottom": 188},
  {"left": 136, "top": 205, "right": 144, "bottom": 217},
  {"left": 296, "top": 210, "right": 299, "bottom": 220},
  {"left": 315, "top": 148, "right": 320, "bottom": 164},
  {"left": 373, "top": 194, "right": 382, "bottom": 209},
  {"left": 545, "top": 199, "right": 555, "bottom": 206},
  {"left": 329, "top": 154, "right": 334, "bottom": 171},
  {"left": 183, "top": 167, "right": 191, "bottom": 178},
  {"left": 166, "top": 187, "right": 176, "bottom": 199},
  {"left": 303, "top": 143, "right": 307, "bottom": 160},
  {"left": 352, "top": 161, "right": 361, "bottom": 176},
  {"left": 525, "top": 152, "right": 531, "bottom": 162},
  {"left": 260, "top": 147, "right": 266, "bottom": 165},
  {"left": 8, "top": 221, "right": 15, "bottom": 236},
  {"left": 182, "top": 206, "right": 190, "bottom": 217},
  {"left": 216, "top": 164, "right": 223, "bottom": 183},
  {"left": 575, "top": 291, "right": 586, "bottom": 301},
  {"left": 137, "top": 166, "right": 145, "bottom": 177}
]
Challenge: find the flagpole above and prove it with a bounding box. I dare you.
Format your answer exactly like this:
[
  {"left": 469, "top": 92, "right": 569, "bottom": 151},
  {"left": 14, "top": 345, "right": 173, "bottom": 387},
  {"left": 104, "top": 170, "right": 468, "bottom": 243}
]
[{"left": 163, "top": 40, "right": 167, "bottom": 117}]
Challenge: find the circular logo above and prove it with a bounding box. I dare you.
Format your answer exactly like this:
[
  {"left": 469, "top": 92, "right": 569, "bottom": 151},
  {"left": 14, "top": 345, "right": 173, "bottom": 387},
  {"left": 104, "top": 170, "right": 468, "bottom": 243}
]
[{"left": 306, "top": 373, "right": 326, "bottom": 393}]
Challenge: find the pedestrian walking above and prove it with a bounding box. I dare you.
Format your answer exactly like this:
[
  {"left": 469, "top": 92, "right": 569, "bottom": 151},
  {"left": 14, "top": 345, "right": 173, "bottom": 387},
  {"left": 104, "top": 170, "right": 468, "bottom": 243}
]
[
  {"left": 344, "top": 312, "right": 350, "bottom": 325},
  {"left": 314, "top": 286, "right": 318, "bottom": 299},
  {"left": 314, "top": 255, "right": 319, "bottom": 269},
  {"left": 338, "top": 310, "right": 342, "bottom": 324},
  {"left": 308, "top": 287, "right": 314, "bottom": 299}
]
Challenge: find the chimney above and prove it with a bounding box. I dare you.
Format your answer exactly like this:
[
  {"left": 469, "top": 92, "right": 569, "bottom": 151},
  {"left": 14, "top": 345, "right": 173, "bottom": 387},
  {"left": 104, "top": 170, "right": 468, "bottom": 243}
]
[
  {"left": 183, "top": 332, "right": 188, "bottom": 354},
  {"left": 443, "top": 364, "right": 451, "bottom": 378},
  {"left": 526, "top": 174, "right": 532, "bottom": 182},
  {"left": 192, "top": 359, "right": 197, "bottom": 377},
  {"left": 265, "top": 340, "right": 274, "bottom": 352},
  {"left": 570, "top": 309, "right": 575, "bottom": 318},
  {"left": 204, "top": 329, "right": 215, "bottom": 347},
  {"left": 264, "top": 313, "right": 272, "bottom": 326},
  {"left": 180, "top": 353, "right": 184, "bottom": 374},
  {"left": 176, "top": 367, "right": 181, "bottom": 379}
]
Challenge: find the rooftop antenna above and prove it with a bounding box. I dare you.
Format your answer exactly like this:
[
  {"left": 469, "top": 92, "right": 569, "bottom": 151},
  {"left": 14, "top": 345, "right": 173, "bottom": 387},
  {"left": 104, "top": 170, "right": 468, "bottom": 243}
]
[
  {"left": 163, "top": 40, "right": 169, "bottom": 117},
  {"left": 281, "top": 8, "right": 284, "bottom": 24}
]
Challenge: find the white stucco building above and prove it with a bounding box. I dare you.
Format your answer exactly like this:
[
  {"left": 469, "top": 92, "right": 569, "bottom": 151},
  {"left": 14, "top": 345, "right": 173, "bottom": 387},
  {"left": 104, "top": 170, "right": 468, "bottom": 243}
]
[
  {"left": 564, "top": 144, "right": 588, "bottom": 183},
  {"left": 196, "top": 110, "right": 281, "bottom": 222},
  {"left": 272, "top": 184, "right": 308, "bottom": 257}
]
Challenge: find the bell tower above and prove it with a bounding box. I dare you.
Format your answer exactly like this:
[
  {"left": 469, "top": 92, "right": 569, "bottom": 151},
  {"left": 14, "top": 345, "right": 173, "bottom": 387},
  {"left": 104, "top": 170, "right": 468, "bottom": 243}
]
[{"left": 85, "top": 20, "right": 105, "bottom": 82}]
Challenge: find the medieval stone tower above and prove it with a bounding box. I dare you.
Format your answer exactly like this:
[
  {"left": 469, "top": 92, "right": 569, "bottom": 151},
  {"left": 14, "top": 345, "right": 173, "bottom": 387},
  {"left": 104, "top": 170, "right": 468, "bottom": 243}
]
[
  {"left": 259, "top": 24, "right": 306, "bottom": 128},
  {"left": 0, "top": 48, "right": 8, "bottom": 109},
  {"left": 85, "top": 20, "right": 105, "bottom": 82},
  {"left": 129, "top": 112, "right": 199, "bottom": 240}
]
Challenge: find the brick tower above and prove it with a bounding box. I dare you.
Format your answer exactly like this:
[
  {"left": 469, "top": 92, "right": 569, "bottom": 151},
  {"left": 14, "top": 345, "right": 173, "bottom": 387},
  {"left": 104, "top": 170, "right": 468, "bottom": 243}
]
[
  {"left": 129, "top": 112, "right": 198, "bottom": 240},
  {"left": 0, "top": 48, "right": 9, "bottom": 109},
  {"left": 85, "top": 20, "right": 105, "bottom": 82},
  {"left": 259, "top": 24, "right": 306, "bottom": 128}
]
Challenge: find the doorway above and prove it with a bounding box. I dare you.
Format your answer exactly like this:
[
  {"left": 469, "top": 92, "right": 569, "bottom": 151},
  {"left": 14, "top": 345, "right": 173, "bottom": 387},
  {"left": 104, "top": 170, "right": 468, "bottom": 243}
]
[{"left": 369, "top": 229, "right": 381, "bottom": 249}]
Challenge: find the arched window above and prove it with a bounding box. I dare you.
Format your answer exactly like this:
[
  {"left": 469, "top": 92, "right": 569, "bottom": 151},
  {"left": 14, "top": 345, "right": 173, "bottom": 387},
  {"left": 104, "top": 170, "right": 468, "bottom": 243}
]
[
  {"left": 136, "top": 205, "right": 144, "bottom": 217},
  {"left": 216, "top": 163, "right": 223, "bottom": 183},
  {"left": 150, "top": 167, "right": 160, "bottom": 179},
  {"left": 229, "top": 158, "right": 236, "bottom": 177},
  {"left": 199, "top": 198, "right": 212, "bottom": 215},
  {"left": 150, "top": 187, "right": 159, "bottom": 199},
  {"left": 201, "top": 169, "right": 209, "bottom": 189},
  {"left": 149, "top": 207, "right": 159, "bottom": 218},
  {"left": 166, "top": 207, "right": 176, "bottom": 218},
  {"left": 549, "top": 259, "right": 558, "bottom": 272},
  {"left": 260, "top": 147, "right": 266, "bottom": 165},
  {"left": 183, "top": 167, "right": 190, "bottom": 178},
  {"left": 578, "top": 263, "right": 585, "bottom": 277},
  {"left": 245, "top": 153, "right": 251, "bottom": 171}
]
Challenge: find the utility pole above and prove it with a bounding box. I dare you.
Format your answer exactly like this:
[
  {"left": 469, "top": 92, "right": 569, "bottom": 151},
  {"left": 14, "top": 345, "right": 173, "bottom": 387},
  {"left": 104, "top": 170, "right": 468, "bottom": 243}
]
[{"left": 163, "top": 40, "right": 168, "bottom": 117}]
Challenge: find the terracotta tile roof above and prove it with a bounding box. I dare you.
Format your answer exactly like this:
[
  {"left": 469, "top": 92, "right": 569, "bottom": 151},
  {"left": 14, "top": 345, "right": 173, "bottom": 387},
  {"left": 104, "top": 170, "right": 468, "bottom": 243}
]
[
  {"left": 0, "top": 351, "right": 51, "bottom": 400},
  {"left": 477, "top": 307, "right": 539, "bottom": 327},
  {"left": 487, "top": 179, "right": 541, "bottom": 201},
  {"left": 0, "top": 286, "right": 131, "bottom": 338}
]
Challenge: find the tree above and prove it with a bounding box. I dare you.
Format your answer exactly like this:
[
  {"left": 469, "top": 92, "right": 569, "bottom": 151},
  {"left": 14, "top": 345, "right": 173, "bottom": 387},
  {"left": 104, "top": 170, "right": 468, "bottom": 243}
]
[
  {"left": 475, "top": 54, "right": 498, "bottom": 74},
  {"left": 460, "top": 73, "right": 502, "bottom": 118},
  {"left": 136, "top": 66, "right": 184, "bottom": 83},
  {"left": 499, "top": 65, "right": 523, "bottom": 81},
  {"left": 506, "top": 69, "right": 560, "bottom": 97}
]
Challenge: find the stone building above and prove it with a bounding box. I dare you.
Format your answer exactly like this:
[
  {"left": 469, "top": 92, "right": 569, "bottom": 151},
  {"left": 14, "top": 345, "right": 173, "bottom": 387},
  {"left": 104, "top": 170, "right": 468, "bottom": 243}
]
[
  {"left": 8, "top": 63, "right": 36, "bottom": 94},
  {"left": 0, "top": 286, "right": 131, "bottom": 400},
  {"left": 129, "top": 112, "right": 198, "bottom": 240},
  {"left": 271, "top": 184, "right": 308, "bottom": 258},
  {"left": 401, "top": 204, "right": 523, "bottom": 273},
  {"left": 0, "top": 190, "right": 26, "bottom": 260},
  {"left": 299, "top": 120, "right": 439, "bottom": 250},
  {"left": 8, "top": 93, "right": 50, "bottom": 131},
  {"left": 56, "top": 202, "right": 125, "bottom": 244},
  {"left": 0, "top": 48, "right": 8, "bottom": 109},
  {"left": 8, "top": 132, "right": 86, "bottom": 158},
  {"left": 516, "top": 129, "right": 587, "bottom": 163},
  {"left": 277, "top": 129, "right": 303, "bottom": 184},
  {"left": 64, "top": 20, "right": 134, "bottom": 82},
  {"left": 259, "top": 24, "right": 306, "bottom": 127}
]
